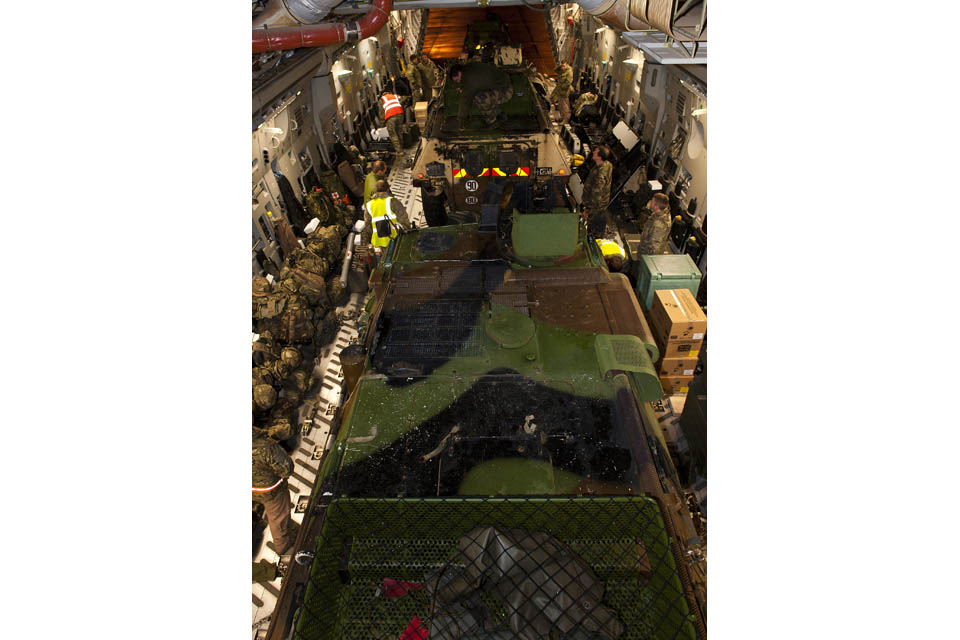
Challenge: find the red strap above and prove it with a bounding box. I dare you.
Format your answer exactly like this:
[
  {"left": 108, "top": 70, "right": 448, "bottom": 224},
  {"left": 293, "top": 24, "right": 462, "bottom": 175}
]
[
  {"left": 400, "top": 616, "right": 428, "bottom": 640},
  {"left": 381, "top": 578, "right": 425, "bottom": 598}
]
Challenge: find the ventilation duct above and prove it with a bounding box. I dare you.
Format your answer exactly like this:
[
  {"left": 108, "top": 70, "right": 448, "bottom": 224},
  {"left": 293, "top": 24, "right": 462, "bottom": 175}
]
[
  {"left": 576, "top": 0, "right": 707, "bottom": 42},
  {"left": 253, "top": 0, "right": 393, "bottom": 53}
]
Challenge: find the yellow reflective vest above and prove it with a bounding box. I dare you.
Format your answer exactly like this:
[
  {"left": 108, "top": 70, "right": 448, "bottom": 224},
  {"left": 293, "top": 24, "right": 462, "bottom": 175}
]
[
  {"left": 366, "top": 197, "right": 398, "bottom": 248},
  {"left": 595, "top": 239, "right": 626, "bottom": 258}
]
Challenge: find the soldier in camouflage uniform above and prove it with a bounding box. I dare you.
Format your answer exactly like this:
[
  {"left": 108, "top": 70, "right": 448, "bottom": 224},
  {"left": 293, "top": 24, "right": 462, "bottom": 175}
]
[
  {"left": 252, "top": 428, "right": 298, "bottom": 555},
  {"left": 581, "top": 145, "right": 614, "bottom": 237},
  {"left": 638, "top": 192, "right": 673, "bottom": 255},
  {"left": 550, "top": 61, "right": 574, "bottom": 125},
  {"left": 405, "top": 58, "right": 425, "bottom": 102},
  {"left": 450, "top": 62, "right": 513, "bottom": 128},
  {"left": 411, "top": 54, "right": 438, "bottom": 100}
]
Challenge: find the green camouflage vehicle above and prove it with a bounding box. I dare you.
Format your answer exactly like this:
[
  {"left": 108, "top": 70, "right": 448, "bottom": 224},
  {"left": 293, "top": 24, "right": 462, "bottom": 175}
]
[
  {"left": 266, "top": 213, "right": 706, "bottom": 640},
  {"left": 410, "top": 61, "right": 573, "bottom": 227}
]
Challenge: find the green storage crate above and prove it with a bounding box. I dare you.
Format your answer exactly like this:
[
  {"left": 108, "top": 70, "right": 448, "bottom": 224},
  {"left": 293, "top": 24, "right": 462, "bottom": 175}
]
[{"left": 637, "top": 254, "right": 703, "bottom": 311}]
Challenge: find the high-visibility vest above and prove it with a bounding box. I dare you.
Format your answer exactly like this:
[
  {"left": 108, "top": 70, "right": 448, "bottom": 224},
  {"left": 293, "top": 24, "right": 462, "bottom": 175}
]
[
  {"left": 366, "top": 197, "right": 398, "bottom": 248},
  {"left": 380, "top": 93, "right": 403, "bottom": 120},
  {"left": 595, "top": 239, "right": 625, "bottom": 258}
]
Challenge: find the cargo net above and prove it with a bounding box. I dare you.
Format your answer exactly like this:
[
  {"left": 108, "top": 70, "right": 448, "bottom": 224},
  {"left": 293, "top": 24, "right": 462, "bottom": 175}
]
[{"left": 293, "top": 497, "right": 699, "bottom": 640}]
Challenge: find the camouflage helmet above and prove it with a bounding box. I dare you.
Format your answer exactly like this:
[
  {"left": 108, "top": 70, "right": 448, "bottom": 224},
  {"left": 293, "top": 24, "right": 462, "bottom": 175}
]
[
  {"left": 252, "top": 276, "right": 271, "bottom": 295},
  {"left": 280, "top": 346, "right": 303, "bottom": 369},
  {"left": 253, "top": 384, "right": 277, "bottom": 410}
]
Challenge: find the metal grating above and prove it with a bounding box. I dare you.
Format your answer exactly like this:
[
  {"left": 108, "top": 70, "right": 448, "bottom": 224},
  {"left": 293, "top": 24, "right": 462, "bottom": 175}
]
[
  {"left": 489, "top": 292, "right": 530, "bottom": 316},
  {"left": 439, "top": 266, "right": 484, "bottom": 292},
  {"left": 514, "top": 269, "right": 608, "bottom": 286},
  {"left": 377, "top": 299, "right": 483, "bottom": 361},
  {"left": 292, "top": 497, "right": 700, "bottom": 640}
]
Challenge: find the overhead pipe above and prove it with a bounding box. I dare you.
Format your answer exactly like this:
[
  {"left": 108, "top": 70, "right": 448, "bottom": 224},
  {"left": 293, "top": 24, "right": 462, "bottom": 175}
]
[
  {"left": 254, "top": 0, "right": 343, "bottom": 29},
  {"left": 576, "top": 0, "right": 706, "bottom": 42},
  {"left": 253, "top": 0, "right": 393, "bottom": 53}
]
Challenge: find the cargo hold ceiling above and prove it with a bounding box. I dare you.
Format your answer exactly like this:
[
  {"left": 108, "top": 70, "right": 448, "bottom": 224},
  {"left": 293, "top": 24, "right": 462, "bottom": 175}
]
[{"left": 421, "top": 7, "right": 556, "bottom": 74}]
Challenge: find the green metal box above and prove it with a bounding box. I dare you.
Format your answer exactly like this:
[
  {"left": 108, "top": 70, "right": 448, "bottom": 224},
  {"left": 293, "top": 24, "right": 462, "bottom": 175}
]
[{"left": 637, "top": 254, "right": 703, "bottom": 311}]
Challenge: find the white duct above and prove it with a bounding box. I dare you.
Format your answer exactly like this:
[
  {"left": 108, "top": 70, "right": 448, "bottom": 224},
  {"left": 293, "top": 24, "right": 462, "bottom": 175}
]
[{"left": 576, "top": 0, "right": 707, "bottom": 42}]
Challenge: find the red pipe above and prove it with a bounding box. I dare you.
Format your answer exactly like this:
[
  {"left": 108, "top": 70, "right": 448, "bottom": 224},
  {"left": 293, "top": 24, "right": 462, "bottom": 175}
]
[{"left": 252, "top": 0, "right": 393, "bottom": 53}]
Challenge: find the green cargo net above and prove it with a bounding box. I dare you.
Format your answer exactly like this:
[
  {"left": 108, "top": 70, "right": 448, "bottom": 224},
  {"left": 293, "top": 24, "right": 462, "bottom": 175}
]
[
  {"left": 293, "top": 497, "right": 698, "bottom": 640},
  {"left": 595, "top": 334, "right": 663, "bottom": 402}
]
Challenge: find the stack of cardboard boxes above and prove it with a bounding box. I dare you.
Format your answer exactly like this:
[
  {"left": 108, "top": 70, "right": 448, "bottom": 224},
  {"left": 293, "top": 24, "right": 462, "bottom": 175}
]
[
  {"left": 648, "top": 289, "right": 707, "bottom": 395},
  {"left": 414, "top": 101, "right": 429, "bottom": 129}
]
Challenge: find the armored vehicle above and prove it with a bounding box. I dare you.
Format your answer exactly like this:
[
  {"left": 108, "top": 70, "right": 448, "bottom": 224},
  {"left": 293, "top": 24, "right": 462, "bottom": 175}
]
[
  {"left": 266, "top": 212, "right": 706, "bottom": 640},
  {"left": 410, "top": 60, "right": 573, "bottom": 227}
]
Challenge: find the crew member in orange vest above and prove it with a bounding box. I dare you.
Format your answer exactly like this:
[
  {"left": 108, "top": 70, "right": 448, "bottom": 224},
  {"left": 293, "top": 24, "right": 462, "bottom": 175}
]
[{"left": 378, "top": 91, "right": 406, "bottom": 159}]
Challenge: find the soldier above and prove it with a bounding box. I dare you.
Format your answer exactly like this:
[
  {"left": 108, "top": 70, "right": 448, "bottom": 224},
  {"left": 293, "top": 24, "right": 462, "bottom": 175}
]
[
  {"left": 405, "top": 57, "right": 424, "bottom": 102},
  {"left": 412, "top": 53, "right": 438, "bottom": 100},
  {"left": 449, "top": 61, "right": 513, "bottom": 129},
  {"left": 595, "top": 238, "right": 626, "bottom": 272},
  {"left": 377, "top": 90, "right": 406, "bottom": 159},
  {"left": 638, "top": 193, "right": 673, "bottom": 255},
  {"left": 362, "top": 179, "right": 410, "bottom": 256},
  {"left": 252, "top": 428, "right": 298, "bottom": 555},
  {"left": 550, "top": 61, "right": 574, "bottom": 125},
  {"left": 581, "top": 145, "right": 613, "bottom": 237},
  {"left": 364, "top": 159, "right": 388, "bottom": 204}
]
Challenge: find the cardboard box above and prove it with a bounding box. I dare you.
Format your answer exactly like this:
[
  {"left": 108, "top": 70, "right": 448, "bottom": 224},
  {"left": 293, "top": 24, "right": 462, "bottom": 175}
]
[
  {"left": 657, "top": 338, "right": 702, "bottom": 359},
  {"left": 648, "top": 289, "right": 707, "bottom": 344},
  {"left": 414, "top": 101, "right": 429, "bottom": 129},
  {"left": 657, "top": 356, "right": 699, "bottom": 377},
  {"left": 660, "top": 375, "right": 694, "bottom": 395}
]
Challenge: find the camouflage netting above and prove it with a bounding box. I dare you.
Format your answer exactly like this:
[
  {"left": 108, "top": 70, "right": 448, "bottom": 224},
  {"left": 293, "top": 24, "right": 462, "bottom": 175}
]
[{"left": 293, "top": 497, "right": 701, "bottom": 640}]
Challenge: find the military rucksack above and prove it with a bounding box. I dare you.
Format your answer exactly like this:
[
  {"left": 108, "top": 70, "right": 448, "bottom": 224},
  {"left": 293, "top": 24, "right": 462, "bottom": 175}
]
[
  {"left": 290, "top": 267, "right": 328, "bottom": 306},
  {"left": 289, "top": 247, "right": 329, "bottom": 278},
  {"left": 278, "top": 305, "right": 316, "bottom": 344},
  {"left": 304, "top": 225, "right": 343, "bottom": 262},
  {"left": 252, "top": 292, "right": 287, "bottom": 320}
]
